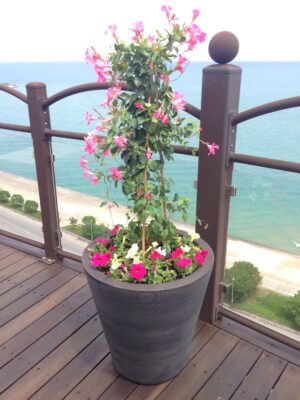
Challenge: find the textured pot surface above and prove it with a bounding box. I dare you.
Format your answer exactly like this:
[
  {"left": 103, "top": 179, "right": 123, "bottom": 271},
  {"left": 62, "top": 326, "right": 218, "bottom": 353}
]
[{"left": 82, "top": 238, "right": 214, "bottom": 384}]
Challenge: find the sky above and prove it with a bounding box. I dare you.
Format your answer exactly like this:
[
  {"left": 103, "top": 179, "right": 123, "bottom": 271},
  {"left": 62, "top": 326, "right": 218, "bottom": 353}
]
[{"left": 0, "top": 0, "right": 299, "bottom": 62}]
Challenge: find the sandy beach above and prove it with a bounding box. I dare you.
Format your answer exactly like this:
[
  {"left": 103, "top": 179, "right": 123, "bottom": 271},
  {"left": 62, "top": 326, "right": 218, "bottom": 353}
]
[{"left": 1, "top": 170, "right": 299, "bottom": 295}]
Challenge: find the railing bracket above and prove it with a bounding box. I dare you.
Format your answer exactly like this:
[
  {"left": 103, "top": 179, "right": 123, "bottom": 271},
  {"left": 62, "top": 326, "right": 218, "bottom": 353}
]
[
  {"left": 40, "top": 256, "right": 56, "bottom": 265},
  {"left": 226, "top": 185, "right": 237, "bottom": 197}
]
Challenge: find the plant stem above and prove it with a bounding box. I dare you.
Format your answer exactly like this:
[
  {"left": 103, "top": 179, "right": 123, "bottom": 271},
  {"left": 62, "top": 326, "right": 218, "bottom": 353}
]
[{"left": 159, "top": 152, "right": 167, "bottom": 218}]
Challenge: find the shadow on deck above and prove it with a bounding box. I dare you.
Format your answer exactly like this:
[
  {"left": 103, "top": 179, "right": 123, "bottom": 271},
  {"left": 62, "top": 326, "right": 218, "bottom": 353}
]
[{"left": 0, "top": 242, "right": 299, "bottom": 400}]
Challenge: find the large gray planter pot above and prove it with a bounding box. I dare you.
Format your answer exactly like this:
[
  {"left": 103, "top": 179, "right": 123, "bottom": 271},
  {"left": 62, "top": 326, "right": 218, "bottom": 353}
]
[{"left": 82, "top": 238, "right": 214, "bottom": 384}]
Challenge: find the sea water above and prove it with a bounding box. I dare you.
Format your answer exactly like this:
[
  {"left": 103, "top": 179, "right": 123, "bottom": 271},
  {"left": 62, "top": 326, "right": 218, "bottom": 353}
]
[{"left": 0, "top": 61, "right": 299, "bottom": 254}]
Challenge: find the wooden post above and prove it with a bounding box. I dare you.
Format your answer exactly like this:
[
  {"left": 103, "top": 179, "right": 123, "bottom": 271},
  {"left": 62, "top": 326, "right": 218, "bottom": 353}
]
[
  {"left": 26, "top": 82, "right": 61, "bottom": 261},
  {"left": 196, "top": 32, "right": 242, "bottom": 322}
]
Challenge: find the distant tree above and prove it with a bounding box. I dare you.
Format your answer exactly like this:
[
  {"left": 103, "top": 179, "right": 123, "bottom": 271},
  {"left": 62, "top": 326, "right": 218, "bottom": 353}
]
[
  {"left": 10, "top": 194, "right": 25, "bottom": 209},
  {"left": 0, "top": 190, "right": 11, "bottom": 203},
  {"left": 81, "top": 215, "right": 97, "bottom": 239},
  {"left": 24, "top": 200, "right": 39, "bottom": 214},
  {"left": 224, "top": 261, "right": 262, "bottom": 303},
  {"left": 69, "top": 217, "right": 78, "bottom": 225}
]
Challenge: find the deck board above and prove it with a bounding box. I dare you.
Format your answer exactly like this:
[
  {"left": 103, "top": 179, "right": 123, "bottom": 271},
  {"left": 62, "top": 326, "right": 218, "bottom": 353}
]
[
  {"left": 0, "top": 243, "right": 299, "bottom": 400},
  {"left": 231, "top": 351, "right": 287, "bottom": 400},
  {"left": 0, "top": 263, "right": 62, "bottom": 309},
  {"left": 268, "top": 363, "right": 300, "bottom": 400}
]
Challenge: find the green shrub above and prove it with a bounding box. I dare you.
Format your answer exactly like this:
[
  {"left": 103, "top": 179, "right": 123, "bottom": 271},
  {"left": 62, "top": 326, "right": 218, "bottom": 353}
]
[
  {"left": 283, "top": 291, "right": 300, "bottom": 329},
  {"left": 24, "top": 200, "right": 39, "bottom": 214},
  {"left": 224, "top": 261, "right": 262, "bottom": 303},
  {"left": 10, "top": 194, "right": 25, "bottom": 209},
  {"left": 0, "top": 190, "right": 11, "bottom": 203},
  {"left": 69, "top": 217, "right": 78, "bottom": 225},
  {"left": 80, "top": 216, "right": 109, "bottom": 239},
  {"left": 81, "top": 215, "right": 97, "bottom": 239}
]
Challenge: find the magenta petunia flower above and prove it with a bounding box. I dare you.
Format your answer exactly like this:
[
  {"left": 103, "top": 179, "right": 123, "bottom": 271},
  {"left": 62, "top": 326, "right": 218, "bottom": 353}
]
[
  {"left": 91, "top": 252, "right": 111, "bottom": 267},
  {"left": 171, "top": 247, "right": 184, "bottom": 259},
  {"left": 150, "top": 250, "right": 164, "bottom": 259},
  {"left": 176, "top": 258, "right": 192, "bottom": 268},
  {"left": 111, "top": 225, "right": 120, "bottom": 235},
  {"left": 194, "top": 251, "right": 204, "bottom": 265},
  {"left": 95, "top": 238, "right": 109, "bottom": 245},
  {"left": 130, "top": 263, "right": 147, "bottom": 281}
]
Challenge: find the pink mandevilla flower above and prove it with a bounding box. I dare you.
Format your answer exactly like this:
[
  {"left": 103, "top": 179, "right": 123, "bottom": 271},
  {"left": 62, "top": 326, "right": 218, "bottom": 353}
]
[
  {"left": 160, "top": 74, "right": 170, "bottom": 83},
  {"left": 130, "top": 21, "right": 144, "bottom": 41},
  {"left": 171, "top": 247, "right": 184, "bottom": 259},
  {"left": 80, "top": 156, "right": 88, "bottom": 167},
  {"left": 84, "top": 167, "right": 91, "bottom": 179},
  {"left": 107, "top": 202, "right": 115, "bottom": 209},
  {"left": 91, "top": 174, "right": 99, "bottom": 185},
  {"left": 147, "top": 35, "right": 156, "bottom": 43},
  {"left": 130, "top": 263, "right": 147, "bottom": 281},
  {"left": 175, "top": 54, "right": 189, "bottom": 73},
  {"left": 86, "top": 111, "right": 97, "bottom": 125},
  {"left": 113, "top": 136, "right": 128, "bottom": 148},
  {"left": 107, "top": 24, "right": 118, "bottom": 40},
  {"left": 192, "top": 9, "right": 200, "bottom": 22},
  {"left": 84, "top": 132, "right": 98, "bottom": 154},
  {"left": 172, "top": 91, "right": 186, "bottom": 111},
  {"left": 109, "top": 167, "right": 123, "bottom": 181},
  {"left": 185, "top": 24, "right": 206, "bottom": 51},
  {"left": 101, "top": 84, "right": 121, "bottom": 107},
  {"left": 207, "top": 143, "right": 219, "bottom": 156},
  {"left": 103, "top": 149, "right": 111, "bottom": 157},
  {"left": 161, "top": 5, "right": 175, "bottom": 22},
  {"left": 153, "top": 108, "right": 169, "bottom": 124},
  {"left": 135, "top": 102, "right": 145, "bottom": 109},
  {"left": 146, "top": 149, "right": 152, "bottom": 159},
  {"left": 176, "top": 258, "right": 193, "bottom": 268}
]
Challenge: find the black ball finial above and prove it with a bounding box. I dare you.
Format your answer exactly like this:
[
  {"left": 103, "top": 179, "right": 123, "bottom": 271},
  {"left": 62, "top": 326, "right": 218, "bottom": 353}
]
[{"left": 209, "top": 31, "right": 239, "bottom": 64}]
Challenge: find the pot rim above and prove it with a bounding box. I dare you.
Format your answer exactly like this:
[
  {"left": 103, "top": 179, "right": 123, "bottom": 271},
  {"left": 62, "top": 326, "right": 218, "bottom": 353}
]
[{"left": 82, "top": 237, "right": 214, "bottom": 292}]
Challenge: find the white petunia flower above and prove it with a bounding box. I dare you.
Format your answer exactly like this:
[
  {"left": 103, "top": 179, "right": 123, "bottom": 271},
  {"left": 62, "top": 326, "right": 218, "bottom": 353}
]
[
  {"left": 111, "top": 254, "right": 121, "bottom": 270},
  {"left": 182, "top": 245, "right": 191, "bottom": 253},
  {"left": 156, "top": 247, "right": 166, "bottom": 256},
  {"left": 190, "top": 232, "right": 200, "bottom": 241},
  {"left": 125, "top": 243, "right": 139, "bottom": 259}
]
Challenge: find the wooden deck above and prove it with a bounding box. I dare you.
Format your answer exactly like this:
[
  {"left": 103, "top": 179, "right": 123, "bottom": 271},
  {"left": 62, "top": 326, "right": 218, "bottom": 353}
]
[{"left": 0, "top": 242, "right": 299, "bottom": 400}]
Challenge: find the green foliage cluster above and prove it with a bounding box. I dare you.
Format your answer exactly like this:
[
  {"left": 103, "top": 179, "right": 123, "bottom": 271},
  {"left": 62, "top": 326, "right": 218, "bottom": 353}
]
[
  {"left": 284, "top": 291, "right": 300, "bottom": 329},
  {"left": 86, "top": 10, "right": 205, "bottom": 251},
  {"left": 24, "top": 200, "right": 39, "bottom": 214},
  {"left": 64, "top": 216, "right": 109, "bottom": 240},
  {"left": 229, "top": 289, "right": 300, "bottom": 332},
  {"left": 0, "top": 188, "right": 40, "bottom": 219},
  {"left": 10, "top": 194, "right": 25, "bottom": 209},
  {"left": 224, "top": 261, "right": 262, "bottom": 302},
  {"left": 0, "top": 189, "right": 11, "bottom": 203}
]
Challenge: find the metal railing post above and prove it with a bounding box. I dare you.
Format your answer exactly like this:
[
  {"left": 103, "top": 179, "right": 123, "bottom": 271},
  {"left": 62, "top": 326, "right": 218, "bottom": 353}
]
[
  {"left": 26, "top": 82, "right": 61, "bottom": 260},
  {"left": 196, "top": 32, "right": 242, "bottom": 322}
]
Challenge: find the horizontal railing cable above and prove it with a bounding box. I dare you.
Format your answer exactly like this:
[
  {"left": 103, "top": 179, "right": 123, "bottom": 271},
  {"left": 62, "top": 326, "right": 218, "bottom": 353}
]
[
  {"left": 0, "top": 121, "right": 31, "bottom": 133},
  {"left": 232, "top": 96, "right": 300, "bottom": 125},
  {"left": 42, "top": 82, "right": 201, "bottom": 119},
  {"left": 0, "top": 84, "right": 28, "bottom": 103},
  {"left": 45, "top": 128, "right": 197, "bottom": 156},
  {"left": 229, "top": 152, "right": 300, "bottom": 173}
]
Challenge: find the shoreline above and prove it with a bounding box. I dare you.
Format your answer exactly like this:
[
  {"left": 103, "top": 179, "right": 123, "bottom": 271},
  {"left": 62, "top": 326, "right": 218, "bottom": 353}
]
[{"left": 1, "top": 170, "right": 300, "bottom": 295}]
